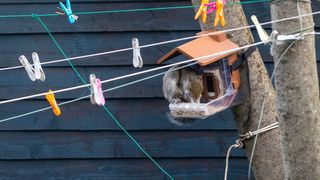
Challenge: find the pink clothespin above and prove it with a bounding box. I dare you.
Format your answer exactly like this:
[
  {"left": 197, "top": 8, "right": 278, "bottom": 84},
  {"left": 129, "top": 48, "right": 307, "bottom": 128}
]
[
  {"left": 204, "top": 0, "right": 226, "bottom": 15},
  {"left": 96, "top": 79, "right": 105, "bottom": 105},
  {"left": 90, "top": 74, "right": 105, "bottom": 106}
]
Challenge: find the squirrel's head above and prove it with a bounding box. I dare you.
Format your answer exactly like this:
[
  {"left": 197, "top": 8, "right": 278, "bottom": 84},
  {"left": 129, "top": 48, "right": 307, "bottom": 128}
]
[{"left": 186, "top": 75, "right": 203, "bottom": 102}]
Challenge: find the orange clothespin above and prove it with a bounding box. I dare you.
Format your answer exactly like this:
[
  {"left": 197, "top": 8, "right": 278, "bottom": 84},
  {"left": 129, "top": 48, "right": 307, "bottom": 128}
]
[
  {"left": 45, "top": 90, "right": 61, "bottom": 116},
  {"left": 194, "top": 0, "right": 209, "bottom": 23},
  {"left": 214, "top": 0, "right": 225, "bottom": 27}
]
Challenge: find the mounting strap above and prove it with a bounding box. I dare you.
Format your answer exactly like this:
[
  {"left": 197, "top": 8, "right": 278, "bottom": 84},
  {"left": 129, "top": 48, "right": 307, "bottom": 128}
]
[{"left": 230, "top": 46, "right": 257, "bottom": 71}]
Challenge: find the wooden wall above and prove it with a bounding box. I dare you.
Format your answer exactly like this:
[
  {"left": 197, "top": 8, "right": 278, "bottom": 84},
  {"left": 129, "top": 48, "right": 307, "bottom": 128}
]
[{"left": 0, "top": 0, "right": 319, "bottom": 179}]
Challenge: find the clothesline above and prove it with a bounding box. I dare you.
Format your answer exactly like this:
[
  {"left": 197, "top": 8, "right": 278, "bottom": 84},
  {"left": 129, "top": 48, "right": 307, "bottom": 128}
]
[
  {"left": 0, "top": 0, "right": 270, "bottom": 19},
  {"left": 0, "top": 10, "right": 319, "bottom": 105},
  {"left": 0, "top": 41, "right": 265, "bottom": 105},
  {"left": 0, "top": 10, "right": 318, "bottom": 71},
  {"left": 1, "top": 30, "right": 319, "bottom": 123},
  {"left": 0, "top": 61, "right": 199, "bottom": 123}
]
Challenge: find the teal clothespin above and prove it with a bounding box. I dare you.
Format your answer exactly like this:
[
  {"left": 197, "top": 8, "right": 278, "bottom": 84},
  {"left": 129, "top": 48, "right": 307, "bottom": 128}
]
[{"left": 57, "top": 0, "right": 78, "bottom": 24}]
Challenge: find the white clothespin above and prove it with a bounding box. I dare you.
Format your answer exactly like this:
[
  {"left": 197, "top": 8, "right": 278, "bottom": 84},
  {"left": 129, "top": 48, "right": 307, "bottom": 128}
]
[
  {"left": 19, "top": 52, "right": 45, "bottom": 82},
  {"left": 270, "top": 30, "right": 304, "bottom": 45},
  {"left": 251, "top": 15, "right": 304, "bottom": 56},
  {"left": 132, "top": 38, "right": 143, "bottom": 68},
  {"left": 90, "top": 74, "right": 105, "bottom": 106},
  {"left": 251, "top": 15, "right": 270, "bottom": 44},
  {"left": 269, "top": 30, "right": 304, "bottom": 56}
]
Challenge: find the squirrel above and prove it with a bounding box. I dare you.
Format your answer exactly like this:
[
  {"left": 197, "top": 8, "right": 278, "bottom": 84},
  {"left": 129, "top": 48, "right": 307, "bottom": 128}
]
[
  {"left": 162, "top": 66, "right": 204, "bottom": 126},
  {"left": 163, "top": 66, "right": 204, "bottom": 104}
]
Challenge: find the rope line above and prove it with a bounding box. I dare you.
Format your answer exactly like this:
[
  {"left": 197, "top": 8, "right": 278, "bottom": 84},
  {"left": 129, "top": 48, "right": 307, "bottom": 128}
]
[
  {"left": 0, "top": 0, "right": 270, "bottom": 19},
  {"left": 8, "top": 27, "right": 313, "bottom": 123},
  {"left": 33, "top": 14, "right": 174, "bottom": 179},
  {"left": 0, "top": 10, "right": 319, "bottom": 113},
  {"left": 1, "top": 27, "right": 319, "bottom": 106},
  {"left": 0, "top": 10, "right": 319, "bottom": 72},
  {"left": 224, "top": 122, "right": 279, "bottom": 180}
]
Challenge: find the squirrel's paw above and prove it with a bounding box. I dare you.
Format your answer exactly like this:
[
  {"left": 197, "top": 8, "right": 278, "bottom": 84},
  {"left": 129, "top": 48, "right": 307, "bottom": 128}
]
[{"left": 171, "top": 98, "right": 182, "bottom": 104}]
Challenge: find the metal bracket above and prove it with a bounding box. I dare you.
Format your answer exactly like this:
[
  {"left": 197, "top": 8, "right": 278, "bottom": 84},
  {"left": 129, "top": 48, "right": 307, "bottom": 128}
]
[{"left": 270, "top": 30, "right": 304, "bottom": 56}]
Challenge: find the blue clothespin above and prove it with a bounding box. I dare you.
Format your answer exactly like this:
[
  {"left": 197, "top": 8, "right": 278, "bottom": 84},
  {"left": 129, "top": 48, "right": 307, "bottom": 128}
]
[{"left": 57, "top": 0, "right": 78, "bottom": 24}]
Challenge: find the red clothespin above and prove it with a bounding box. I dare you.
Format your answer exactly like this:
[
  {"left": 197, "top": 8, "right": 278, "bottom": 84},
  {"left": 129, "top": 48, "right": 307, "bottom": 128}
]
[
  {"left": 46, "top": 90, "right": 61, "bottom": 116},
  {"left": 214, "top": 0, "right": 226, "bottom": 27}
]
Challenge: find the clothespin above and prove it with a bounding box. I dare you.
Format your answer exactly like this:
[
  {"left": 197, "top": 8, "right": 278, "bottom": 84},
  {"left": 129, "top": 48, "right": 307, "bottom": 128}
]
[
  {"left": 46, "top": 90, "right": 61, "bottom": 116},
  {"left": 205, "top": 1, "right": 226, "bottom": 15},
  {"left": 19, "top": 52, "right": 45, "bottom": 82},
  {"left": 90, "top": 74, "right": 105, "bottom": 106},
  {"left": 251, "top": 15, "right": 270, "bottom": 44},
  {"left": 269, "top": 30, "right": 304, "bottom": 56},
  {"left": 204, "top": 2, "right": 217, "bottom": 15},
  {"left": 56, "top": 0, "right": 78, "bottom": 24},
  {"left": 214, "top": 0, "right": 225, "bottom": 27},
  {"left": 252, "top": 15, "right": 303, "bottom": 45},
  {"left": 195, "top": 0, "right": 209, "bottom": 23},
  {"left": 251, "top": 15, "right": 304, "bottom": 56},
  {"left": 270, "top": 30, "right": 304, "bottom": 44},
  {"left": 132, "top": 38, "right": 143, "bottom": 68}
]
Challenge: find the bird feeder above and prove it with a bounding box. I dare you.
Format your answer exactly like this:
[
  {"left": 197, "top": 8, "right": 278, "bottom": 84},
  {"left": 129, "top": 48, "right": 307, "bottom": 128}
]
[{"left": 157, "top": 31, "right": 241, "bottom": 119}]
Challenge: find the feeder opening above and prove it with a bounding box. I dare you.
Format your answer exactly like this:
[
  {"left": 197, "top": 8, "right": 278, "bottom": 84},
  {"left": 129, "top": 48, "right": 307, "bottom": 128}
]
[
  {"left": 203, "top": 71, "right": 220, "bottom": 100},
  {"left": 206, "top": 76, "right": 215, "bottom": 95}
]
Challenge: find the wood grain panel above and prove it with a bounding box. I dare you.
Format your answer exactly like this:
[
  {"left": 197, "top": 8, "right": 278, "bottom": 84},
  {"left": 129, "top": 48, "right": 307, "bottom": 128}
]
[
  {"left": 0, "top": 99, "right": 237, "bottom": 131},
  {"left": 0, "top": 158, "right": 253, "bottom": 180},
  {"left": 0, "top": 131, "right": 244, "bottom": 159}
]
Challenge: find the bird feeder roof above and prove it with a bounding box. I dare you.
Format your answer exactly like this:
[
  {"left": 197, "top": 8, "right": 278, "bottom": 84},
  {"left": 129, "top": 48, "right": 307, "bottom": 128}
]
[{"left": 157, "top": 31, "right": 240, "bottom": 66}]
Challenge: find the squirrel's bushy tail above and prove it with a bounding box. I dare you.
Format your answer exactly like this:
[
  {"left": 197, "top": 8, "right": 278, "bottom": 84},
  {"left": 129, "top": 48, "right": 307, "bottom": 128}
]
[{"left": 166, "top": 112, "right": 202, "bottom": 126}]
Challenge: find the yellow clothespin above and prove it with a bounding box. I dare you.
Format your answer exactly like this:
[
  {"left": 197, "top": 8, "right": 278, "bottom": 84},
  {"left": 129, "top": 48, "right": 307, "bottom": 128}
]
[
  {"left": 214, "top": 0, "right": 225, "bottom": 27},
  {"left": 194, "top": 0, "right": 209, "bottom": 23},
  {"left": 46, "top": 90, "right": 61, "bottom": 116}
]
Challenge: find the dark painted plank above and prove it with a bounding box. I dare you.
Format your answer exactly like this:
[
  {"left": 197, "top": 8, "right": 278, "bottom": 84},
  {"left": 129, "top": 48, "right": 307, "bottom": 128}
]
[
  {"left": 0, "top": 66, "right": 165, "bottom": 99},
  {"left": 0, "top": 99, "right": 237, "bottom": 131},
  {"left": 0, "top": 2, "right": 199, "bottom": 34},
  {"left": 0, "top": 31, "right": 197, "bottom": 67},
  {"left": 0, "top": 131, "right": 245, "bottom": 159},
  {"left": 0, "top": 68, "right": 166, "bottom": 101},
  {"left": 0, "top": 158, "right": 253, "bottom": 180}
]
